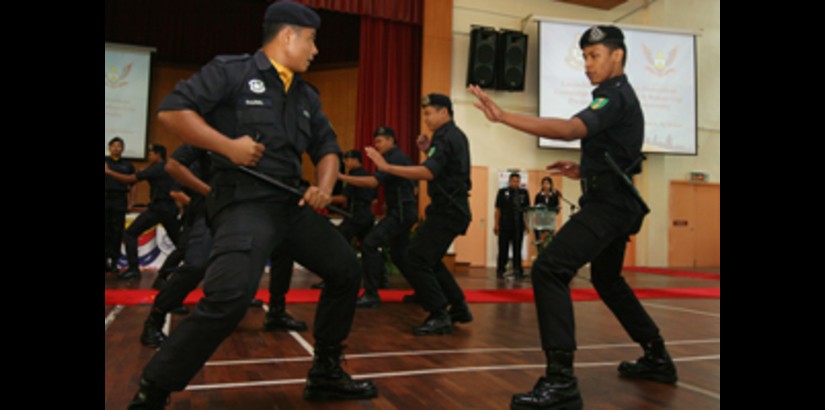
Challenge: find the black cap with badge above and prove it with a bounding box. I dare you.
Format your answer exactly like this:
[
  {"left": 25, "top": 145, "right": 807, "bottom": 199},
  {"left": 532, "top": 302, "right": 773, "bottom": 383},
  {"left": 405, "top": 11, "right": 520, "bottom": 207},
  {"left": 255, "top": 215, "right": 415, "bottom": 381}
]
[
  {"left": 264, "top": 0, "right": 321, "bottom": 29},
  {"left": 579, "top": 25, "right": 625, "bottom": 50}
]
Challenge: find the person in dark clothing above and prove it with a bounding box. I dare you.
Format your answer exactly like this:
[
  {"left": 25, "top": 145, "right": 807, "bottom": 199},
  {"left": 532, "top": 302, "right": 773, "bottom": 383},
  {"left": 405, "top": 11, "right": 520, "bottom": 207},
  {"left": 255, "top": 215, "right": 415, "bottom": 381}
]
[
  {"left": 470, "top": 24, "right": 677, "bottom": 410},
  {"left": 140, "top": 144, "right": 307, "bottom": 347},
  {"left": 106, "top": 144, "right": 181, "bottom": 280},
  {"left": 338, "top": 128, "right": 416, "bottom": 308},
  {"left": 364, "top": 93, "right": 473, "bottom": 336},
  {"left": 532, "top": 176, "right": 562, "bottom": 252},
  {"left": 104, "top": 136, "right": 135, "bottom": 273},
  {"left": 495, "top": 172, "right": 530, "bottom": 279},
  {"left": 128, "top": 3, "right": 376, "bottom": 407}
]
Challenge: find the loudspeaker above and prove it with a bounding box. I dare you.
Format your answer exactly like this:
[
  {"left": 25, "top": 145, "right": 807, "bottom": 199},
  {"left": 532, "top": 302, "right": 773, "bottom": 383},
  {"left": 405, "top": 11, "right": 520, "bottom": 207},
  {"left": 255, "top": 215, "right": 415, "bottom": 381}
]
[
  {"left": 495, "top": 30, "right": 528, "bottom": 91},
  {"left": 466, "top": 27, "right": 498, "bottom": 88}
]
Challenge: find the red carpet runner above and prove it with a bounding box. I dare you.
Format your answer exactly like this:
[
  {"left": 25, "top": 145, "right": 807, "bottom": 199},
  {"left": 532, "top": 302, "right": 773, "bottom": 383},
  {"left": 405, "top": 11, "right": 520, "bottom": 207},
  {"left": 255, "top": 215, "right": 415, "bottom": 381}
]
[{"left": 105, "top": 287, "right": 720, "bottom": 306}]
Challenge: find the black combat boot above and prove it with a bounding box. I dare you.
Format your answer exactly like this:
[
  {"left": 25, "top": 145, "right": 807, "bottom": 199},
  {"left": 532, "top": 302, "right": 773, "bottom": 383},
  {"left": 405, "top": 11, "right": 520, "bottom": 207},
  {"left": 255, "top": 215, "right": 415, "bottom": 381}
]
[
  {"left": 355, "top": 292, "right": 382, "bottom": 308},
  {"left": 139, "top": 309, "right": 167, "bottom": 348},
  {"left": 448, "top": 301, "right": 474, "bottom": 324},
  {"left": 413, "top": 309, "right": 452, "bottom": 335},
  {"left": 127, "top": 378, "right": 169, "bottom": 409},
  {"left": 263, "top": 303, "right": 308, "bottom": 332},
  {"left": 511, "top": 350, "right": 583, "bottom": 410},
  {"left": 618, "top": 336, "right": 678, "bottom": 384},
  {"left": 303, "top": 344, "right": 378, "bottom": 401}
]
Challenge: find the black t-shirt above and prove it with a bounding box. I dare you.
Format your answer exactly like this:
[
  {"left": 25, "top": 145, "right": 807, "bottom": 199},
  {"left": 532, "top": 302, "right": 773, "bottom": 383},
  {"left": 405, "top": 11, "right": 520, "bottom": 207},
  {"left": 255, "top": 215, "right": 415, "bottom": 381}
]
[
  {"left": 422, "top": 121, "right": 472, "bottom": 207},
  {"left": 374, "top": 147, "right": 416, "bottom": 214},
  {"left": 105, "top": 156, "right": 135, "bottom": 193},
  {"left": 496, "top": 187, "right": 529, "bottom": 230},
  {"left": 158, "top": 50, "right": 341, "bottom": 181},
  {"left": 343, "top": 167, "right": 376, "bottom": 221},
  {"left": 574, "top": 74, "right": 644, "bottom": 177},
  {"left": 534, "top": 191, "right": 560, "bottom": 209},
  {"left": 136, "top": 161, "right": 176, "bottom": 210}
]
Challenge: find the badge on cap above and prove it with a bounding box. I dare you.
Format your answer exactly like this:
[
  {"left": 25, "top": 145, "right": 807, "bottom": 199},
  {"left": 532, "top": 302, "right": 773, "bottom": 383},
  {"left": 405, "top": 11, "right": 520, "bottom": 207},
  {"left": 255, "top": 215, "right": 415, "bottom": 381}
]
[
  {"left": 421, "top": 95, "right": 431, "bottom": 106},
  {"left": 249, "top": 79, "right": 266, "bottom": 94},
  {"left": 589, "top": 26, "right": 606, "bottom": 42}
]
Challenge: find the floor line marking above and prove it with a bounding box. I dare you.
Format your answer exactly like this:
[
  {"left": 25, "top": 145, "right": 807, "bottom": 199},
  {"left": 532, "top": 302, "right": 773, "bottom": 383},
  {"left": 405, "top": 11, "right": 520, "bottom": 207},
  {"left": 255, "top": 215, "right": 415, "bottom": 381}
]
[
  {"left": 105, "top": 305, "right": 124, "bottom": 331},
  {"left": 205, "top": 338, "right": 720, "bottom": 367},
  {"left": 642, "top": 301, "right": 721, "bottom": 318},
  {"left": 163, "top": 313, "right": 171, "bottom": 336},
  {"left": 676, "top": 381, "right": 721, "bottom": 400},
  {"left": 262, "top": 304, "right": 314, "bottom": 356},
  {"left": 188, "top": 354, "right": 720, "bottom": 392}
]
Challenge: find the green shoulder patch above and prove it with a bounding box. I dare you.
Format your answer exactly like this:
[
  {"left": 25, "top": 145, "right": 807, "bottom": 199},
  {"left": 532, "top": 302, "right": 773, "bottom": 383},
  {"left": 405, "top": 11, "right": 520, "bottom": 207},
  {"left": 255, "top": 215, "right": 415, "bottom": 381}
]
[
  {"left": 590, "top": 97, "right": 609, "bottom": 110},
  {"left": 427, "top": 146, "right": 437, "bottom": 157}
]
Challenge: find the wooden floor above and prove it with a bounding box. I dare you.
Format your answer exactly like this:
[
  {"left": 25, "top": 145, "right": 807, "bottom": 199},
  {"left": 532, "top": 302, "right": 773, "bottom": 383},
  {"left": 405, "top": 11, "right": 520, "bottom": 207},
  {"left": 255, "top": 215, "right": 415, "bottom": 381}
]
[{"left": 105, "top": 266, "right": 720, "bottom": 409}]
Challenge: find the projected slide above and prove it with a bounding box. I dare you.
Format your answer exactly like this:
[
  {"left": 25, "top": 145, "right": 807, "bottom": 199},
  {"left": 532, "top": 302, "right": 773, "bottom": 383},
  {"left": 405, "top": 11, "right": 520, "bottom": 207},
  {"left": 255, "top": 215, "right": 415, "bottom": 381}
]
[
  {"left": 105, "top": 43, "right": 153, "bottom": 159},
  {"left": 538, "top": 20, "right": 696, "bottom": 155}
]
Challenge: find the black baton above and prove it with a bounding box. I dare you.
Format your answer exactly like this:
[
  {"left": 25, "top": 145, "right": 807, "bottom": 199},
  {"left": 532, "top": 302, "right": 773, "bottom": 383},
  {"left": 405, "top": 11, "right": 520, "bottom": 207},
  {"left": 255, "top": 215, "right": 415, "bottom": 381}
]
[
  {"left": 207, "top": 152, "right": 353, "bottom": 219},
  {"left": 603, "top": 152, "right": 650, "bottom": 214}
]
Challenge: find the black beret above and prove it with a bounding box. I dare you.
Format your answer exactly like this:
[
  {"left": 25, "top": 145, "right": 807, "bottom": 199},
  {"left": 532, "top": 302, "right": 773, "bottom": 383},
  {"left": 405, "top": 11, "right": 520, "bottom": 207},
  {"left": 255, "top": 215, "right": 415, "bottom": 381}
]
[
  {"left": 421, "top": 93, "right": 452, "bottom": 112},
  {"left": 264, "top": 1, "right": 321, "bottom": 29},
  {"left": 579, "top": 25, "right": 625, "bottom": 49},
  {"left": 342, "top": 150, "right": 362, "bottom": 161},
  {"left": 373, "top": 126, "right": 396, "bottom": 138}
]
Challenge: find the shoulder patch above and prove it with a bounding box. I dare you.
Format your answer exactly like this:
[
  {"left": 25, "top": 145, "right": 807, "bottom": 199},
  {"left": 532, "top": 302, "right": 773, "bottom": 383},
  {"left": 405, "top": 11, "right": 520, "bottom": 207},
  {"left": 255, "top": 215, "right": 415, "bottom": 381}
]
[
  {"left": 589, "top": 97, "right": 609, "bottom": 110},
  {"left": 427, "top": 146, "right": 437, "bottom": 157},
  {"left": 214, "top": 54, "right": 251, "bottom": 64}
]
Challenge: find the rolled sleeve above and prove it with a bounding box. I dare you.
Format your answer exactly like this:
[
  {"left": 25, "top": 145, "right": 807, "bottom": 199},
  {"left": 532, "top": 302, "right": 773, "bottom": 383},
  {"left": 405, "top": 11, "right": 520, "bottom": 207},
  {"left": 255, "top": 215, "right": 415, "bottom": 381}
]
[{"left": 422, "top": 141, "right": 450, "bottom": 179}]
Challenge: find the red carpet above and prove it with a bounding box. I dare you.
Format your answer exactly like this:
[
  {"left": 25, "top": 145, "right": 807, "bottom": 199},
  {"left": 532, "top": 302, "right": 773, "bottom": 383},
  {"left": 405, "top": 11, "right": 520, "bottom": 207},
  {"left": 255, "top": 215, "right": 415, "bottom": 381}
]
[
  {"left": 624, "top": 266, "right": 721, "bottom": 281},
  {"left": 105, "top": 287, "right": 720, "bottom": 306}
]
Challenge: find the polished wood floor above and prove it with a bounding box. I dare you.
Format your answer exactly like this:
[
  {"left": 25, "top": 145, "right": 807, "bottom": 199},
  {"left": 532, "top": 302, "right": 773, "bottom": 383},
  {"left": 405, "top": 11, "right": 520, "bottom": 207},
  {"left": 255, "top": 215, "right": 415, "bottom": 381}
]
[{"left": 105, "top": 266, "right": 720, "bottom": 409}]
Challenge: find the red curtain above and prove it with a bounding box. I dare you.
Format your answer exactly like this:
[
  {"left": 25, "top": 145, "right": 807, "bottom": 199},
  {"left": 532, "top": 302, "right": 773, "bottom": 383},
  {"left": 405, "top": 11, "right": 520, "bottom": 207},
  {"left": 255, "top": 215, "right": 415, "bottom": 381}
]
[
  {"left": 297, "top": 0, "right": 423, "bottom": 24},
  {"left": 354, "top": 16, "right": 422, "bottom": 214},
  {"left": 355, "top": 16, "right": 422, "bottom": 165}
]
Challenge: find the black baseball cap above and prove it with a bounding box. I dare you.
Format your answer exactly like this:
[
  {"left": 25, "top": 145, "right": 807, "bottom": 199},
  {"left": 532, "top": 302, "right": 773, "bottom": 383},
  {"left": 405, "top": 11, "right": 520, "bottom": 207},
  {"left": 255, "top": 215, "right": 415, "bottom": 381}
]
[
  {"left": 373, "top": 126, "right": 396, "bottom": 139},
  {"left": 422, "top": 93, "right": 453, "bottom": 115}
]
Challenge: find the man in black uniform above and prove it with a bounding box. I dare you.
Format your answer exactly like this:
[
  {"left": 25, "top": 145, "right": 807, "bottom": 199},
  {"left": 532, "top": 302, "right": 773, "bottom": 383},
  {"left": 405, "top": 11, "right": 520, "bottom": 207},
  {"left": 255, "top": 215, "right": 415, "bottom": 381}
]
[
  {"left": 104, "top": 136, "right": 134, "bottom": 273},
  {"left": 338, "top": 127, "right": 416, "bottom": 308},
  {"left": 106, "top": 144, "right": 181, "bottom": 280},
  {"left": 128, "top": 2, "right": 376, "bottom": 407},
  {"left": 140, "top": 144, "right": 307, "bottom": 347},
  {"left": 470, "top": 25, "right": 677, "bottom": 410},
  {"left": 364, "top": 94, "right": 473, "bottom": 335},
  {"left": 495, "top": 172, "right": 530, "bottom": 279}
]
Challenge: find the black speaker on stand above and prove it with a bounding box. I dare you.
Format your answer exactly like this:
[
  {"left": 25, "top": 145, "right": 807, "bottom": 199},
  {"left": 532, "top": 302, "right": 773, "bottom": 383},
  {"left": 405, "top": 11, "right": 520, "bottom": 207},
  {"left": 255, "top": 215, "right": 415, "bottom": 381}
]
[
  {"left": 466, "top": 26, "right": 498, "bottom": 88},
  {"left": 495, "top": 30, "right": 528, "bottom": 91}
]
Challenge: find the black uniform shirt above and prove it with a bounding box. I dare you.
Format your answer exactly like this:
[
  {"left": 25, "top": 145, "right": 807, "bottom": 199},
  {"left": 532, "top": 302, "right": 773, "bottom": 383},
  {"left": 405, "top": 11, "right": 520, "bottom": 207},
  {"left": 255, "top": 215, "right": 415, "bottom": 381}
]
[
  {"left": 105, "top": 156, "right": 135, "bottom": 193},
  {"left": 158, "top": 50, "right": 340, "bottom": 181},
  {"left": 496, "top": 187, "right": 529, "bottom": 230},
  {"left": 344, "top": 166, "right": 376, "bottom": 221},
  {"left": 374, "top": 147, "right": 416, "bottom": 213},
  {"left": 422, "top": 120, "right": 472, "bottom": 209},
  {"left": 171, "top": 144, "right": 212, "bottom": 224},
  {"left": 136, "top": 161, "right": 176, "bottom": 210},
  {"left": 534, "top": 191, "right": 560, "bottom": 209},
  {"left": 574, "top": 74, "right": 644, "bottom": 177}
]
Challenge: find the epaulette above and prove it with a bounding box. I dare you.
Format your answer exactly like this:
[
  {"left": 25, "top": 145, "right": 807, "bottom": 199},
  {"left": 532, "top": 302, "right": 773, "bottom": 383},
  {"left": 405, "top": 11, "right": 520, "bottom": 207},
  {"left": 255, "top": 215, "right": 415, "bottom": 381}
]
[{"left": 303, "top": 80, "right": 320, "bottom": 97}]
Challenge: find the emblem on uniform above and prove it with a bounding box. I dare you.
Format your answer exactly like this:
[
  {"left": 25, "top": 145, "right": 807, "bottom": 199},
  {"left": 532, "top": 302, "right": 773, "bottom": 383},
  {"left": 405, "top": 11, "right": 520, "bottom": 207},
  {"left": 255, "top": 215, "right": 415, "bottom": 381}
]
[
  {"left": 249, "top": 79, "right": 266, "bottom": 94},
  {"left": 589, "top": 26, "right": 605, "bottom": 42},
  {"left": 590, "top": 98, "right": 609, "bottom": 110},
  {"left": 427, "top": 146, "right": 437, "bottom": 157},
  {"left": 302, "top": 109, "right": 310, "bottom": 119}
]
